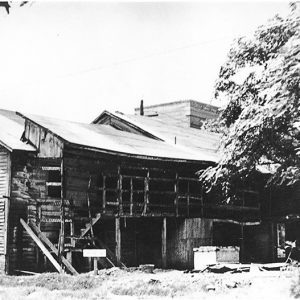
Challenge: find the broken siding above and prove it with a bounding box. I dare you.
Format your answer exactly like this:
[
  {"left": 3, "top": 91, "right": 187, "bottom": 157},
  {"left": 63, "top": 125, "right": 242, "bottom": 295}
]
[
  {"left": 24, "top": 120, "right": 63, "bottom": 158},
  {"left": 167, "top": 218, "right": 213, "bottom": 269},
  {"left": 0, "top": 147, "right": 10, "bottom": 273},
  {"left": 9, "top": 152, "right": 34, "bottom": 273},
  {"left": 8, "top": 152, "right": 62, "bottom": 273}
]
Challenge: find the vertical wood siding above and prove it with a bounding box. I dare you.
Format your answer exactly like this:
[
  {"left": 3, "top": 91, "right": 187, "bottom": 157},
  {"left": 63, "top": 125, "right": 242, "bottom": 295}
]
[{"left": 0, "top": 149, "right": 9, "bottom": 273}]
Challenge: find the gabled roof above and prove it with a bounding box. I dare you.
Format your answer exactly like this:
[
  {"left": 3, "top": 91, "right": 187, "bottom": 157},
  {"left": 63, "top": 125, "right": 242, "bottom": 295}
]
[
  {"left": 93, "top": 110, "right": 220, "bottom": 161},
  {"left": 19, "top": 112, "right": 217, "bottom": 163},
  {"left": 0, "top": 109, "right": 36, "bottom": 152}
]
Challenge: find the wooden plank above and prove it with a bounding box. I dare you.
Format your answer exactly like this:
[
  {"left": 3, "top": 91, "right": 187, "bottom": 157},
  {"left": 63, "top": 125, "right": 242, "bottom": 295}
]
[
  {"left": 174, "top": 173, "right": 179, "bottom": 217},
  {"left": 102, "top": 175, "right": 106, "bottom": 213},
  {"left": 162, "top": 217, "right": 167, "bottom": 268},
  {"left": 42, "top": 166, "right": 61, "bottom": 171},
  {"left": 143, "top": 170, "right": 149, "bottom": 215},
  {"left": 115, "top": 217, "right": 121, "bottom": 265},
  {"left": 118, "top": 167, "right": 123, "bottom": 214},
  {"left": 20, "top": 218, "right": 62, "bottom": 273},
  {"left": 46, "top": 182, "right": 61, "bottom": 186},
  {"left": 212, "top": 219, "right": 261, "bottom": 226},
  {"left": 58, "top": 158, "right": 64, "bottom": 264},
  {"left": 28, "top": 221, "right": 78, "bottom": 275},
  {"left": 86, "top": 176, "right": 95, "bottom": 246},
  {"left": 130, "top": 178, "right": 133, "bottom": 216},
  {"left": 3, "top": 150, "right": 10, "bottom": 273},
  {"left": 80, "top": 213, "right": 101, "bottom": 238}
]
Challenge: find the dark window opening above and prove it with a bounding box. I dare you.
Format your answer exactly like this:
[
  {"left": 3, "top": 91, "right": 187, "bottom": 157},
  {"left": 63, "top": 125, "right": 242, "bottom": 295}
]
[
  {"left": 47, "top": 186, "right": 61, "bottom": 198},
  {"left": 48, "top": 170, "right": 61, "bottom": 182}
]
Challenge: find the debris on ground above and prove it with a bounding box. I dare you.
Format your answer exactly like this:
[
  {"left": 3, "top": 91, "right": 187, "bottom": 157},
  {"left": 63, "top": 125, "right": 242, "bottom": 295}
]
[{"left": 191, "top": 262, "right": 291, "bottom": 274}]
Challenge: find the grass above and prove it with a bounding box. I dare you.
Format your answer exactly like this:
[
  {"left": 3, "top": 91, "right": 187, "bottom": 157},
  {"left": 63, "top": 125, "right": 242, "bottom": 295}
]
[{"left": 0, "top": 268, "right": 296, "bottom": 299}]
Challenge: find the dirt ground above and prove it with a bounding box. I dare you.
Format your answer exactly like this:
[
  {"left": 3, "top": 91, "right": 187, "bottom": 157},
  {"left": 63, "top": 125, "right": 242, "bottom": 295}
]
[{"left": 0, "top": 267, "right": 298, "bottom": 300}]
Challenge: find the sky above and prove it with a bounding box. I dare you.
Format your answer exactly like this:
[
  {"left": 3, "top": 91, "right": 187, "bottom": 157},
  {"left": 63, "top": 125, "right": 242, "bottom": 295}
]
[{"left": 0, "top": 1, "right": 291, "bottom": 123}]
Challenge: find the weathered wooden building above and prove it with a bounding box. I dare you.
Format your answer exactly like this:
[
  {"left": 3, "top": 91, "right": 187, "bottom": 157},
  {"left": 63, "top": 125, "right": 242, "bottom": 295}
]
[
  {"left": 133, "top": 100, "right": 220, "bottom": 129},
  {"left": 0, "top": 107, "right": 277, "bottom": 275}
]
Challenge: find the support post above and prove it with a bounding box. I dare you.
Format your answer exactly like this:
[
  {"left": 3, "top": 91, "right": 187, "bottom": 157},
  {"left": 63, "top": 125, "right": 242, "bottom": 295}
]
[
  {"left": 118, "top": 167, "right": 123, "bottom": 215},
  {"left": 67, "top": 221, "right": 75, "bottom": 264},
  {"left": 162, "top": 217, "right": 167, "bottom": 268},
  {"left": 93, "top": 258, "right": 98, "bottom": 275},
  {"left": 130, "top": 178, "right": 133, "bottom": 216},
  {"left": 143, "top": 170, "right": 149, "bottom": 216},
  {"left": 102, "top": 175, "right": 106, "bottom": 213},
  {"left": 115, "top": 217, "right": 121, "bottom": 265},
  {"left": 240, "top": 224, "right": 244, "bottom": 263},
  {"left": 36, "top": 204, "right": 42, "bottom": 270},
  {"left": 174, "top": 173, "right": 179, "bottom": 217},
  {"left": 58, "top": 158, "right": 65, "bottom": 270}
]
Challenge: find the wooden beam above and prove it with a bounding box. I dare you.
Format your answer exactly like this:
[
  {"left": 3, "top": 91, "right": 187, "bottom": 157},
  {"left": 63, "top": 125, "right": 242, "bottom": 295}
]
[
  {"left": 143, "top": 170, "right": 149, "bottom": 216},
  {"left": 212, "top": 219, "right": 261, "bottom": 226},
  {"left": 206, "top": 203, "right": 260, "bottom": 212},
  {"left": 115, "top": 217, "right": 121, "bottom": 265},
  {"left": 20, "top": 218, "right": 62, "bottom": 274},
  {"left": 118, "top": 167, "right": 123, "bottom": 214},
  {"left": 102, "top": 175, "right": 106, "bottom": 213},
  {"left": 200, "top": 186, "right": 204, "bottom": 217},
  {"left": 67, "top": 221, "right": 75, "bottom": 264},
  {"left": 161, "top": 217, "right": 167, "bottom": 269},
  {"left": 174, "top": 173, "right": 179, "bottom": 217},
  {"left": 58, "top": 158, "right": 65, "bottom": 264},
  {"left": 80, "top": 213, "right": 101, "bottom": 238},
  {"left": 130, "top": 178, "right": 133, "bottom": 216},
  {"left": 240, "top": 224, "right": 244, "bottom": 263},
  {"left": 4, "top": 151, "right": 11, "bottom": 274},
  {"left": 187, "top": 182, "right": 190, "bottom": 217},
  {"left": 36, "top": 204, "right": 42, "bottom": 270},
  {"left": 28, "top": 220, "right": 78, "bottom": 275}
]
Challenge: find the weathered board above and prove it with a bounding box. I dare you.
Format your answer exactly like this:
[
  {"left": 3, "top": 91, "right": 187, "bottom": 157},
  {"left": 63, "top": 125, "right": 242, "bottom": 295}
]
[{"left": 0, "top": 148, "right": 9, "bottom": 273}]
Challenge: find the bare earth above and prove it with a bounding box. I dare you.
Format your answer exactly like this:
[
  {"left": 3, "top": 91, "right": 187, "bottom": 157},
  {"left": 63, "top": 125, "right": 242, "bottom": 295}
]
[{"left": 0, "top": 267, "right": 297, "bottom": 300}]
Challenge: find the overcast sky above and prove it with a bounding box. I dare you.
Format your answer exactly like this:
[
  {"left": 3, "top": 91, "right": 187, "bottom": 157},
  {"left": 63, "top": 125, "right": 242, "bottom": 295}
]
[{"left": 0, "top": 1, "right": 290, "bottom": 122}]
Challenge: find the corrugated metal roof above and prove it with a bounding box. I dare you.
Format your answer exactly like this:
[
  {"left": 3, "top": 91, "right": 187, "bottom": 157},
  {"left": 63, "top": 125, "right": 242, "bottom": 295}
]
[
  {"left": 0, "top": 109, "right": 36, "bottom": 152},
  {"left": 21, "top": 113, "right": 217, "bottom": 162},
  {"left": 100, "top": 111, "right": 220, "bottom": 161}
]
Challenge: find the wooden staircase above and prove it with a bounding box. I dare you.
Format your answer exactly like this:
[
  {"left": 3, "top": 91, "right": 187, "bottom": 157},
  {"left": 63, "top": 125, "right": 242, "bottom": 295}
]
[{"left": 20, "top": 218, "right": 78, "bottom": 275}]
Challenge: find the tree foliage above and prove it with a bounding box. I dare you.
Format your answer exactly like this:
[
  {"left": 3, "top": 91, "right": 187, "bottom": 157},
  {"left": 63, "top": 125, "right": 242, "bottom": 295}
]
[{"left": 199, "top": 3, "right": 300, "bottom": 201}]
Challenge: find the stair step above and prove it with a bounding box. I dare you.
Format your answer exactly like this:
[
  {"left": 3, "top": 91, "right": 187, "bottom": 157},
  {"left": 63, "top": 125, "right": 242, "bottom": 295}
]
[
  {"left": 54, "top": 243, "right": 76, "bottom": 248},
  {"left": 64, "top": 248, "right": 83, "bottom": 253},
  {"left": 65, "top": 235, "right": 92, "bottom": 240}
]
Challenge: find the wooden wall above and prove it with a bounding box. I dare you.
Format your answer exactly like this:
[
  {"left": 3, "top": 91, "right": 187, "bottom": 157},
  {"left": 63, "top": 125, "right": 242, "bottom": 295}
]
[
  {"left": 23, "top": 120, "right": 63, "bottom": 158},
  {"left": 8, "top": 153, "right": 61, "bottom": 274},
  {"left": 0, "top": 147, "right": 10, "bottom": 273},
  {"left": 167, "top": 218, "right": 213, "bottom": 269}
]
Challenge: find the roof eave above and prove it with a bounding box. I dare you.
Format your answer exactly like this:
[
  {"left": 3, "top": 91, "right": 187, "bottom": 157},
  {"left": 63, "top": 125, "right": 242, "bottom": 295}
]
[
  {"left": 67, "top": 142, "right": 216, "bottom": 165},
  {"left": 92, "top": 110, "right": 163, "bottom": 141}
]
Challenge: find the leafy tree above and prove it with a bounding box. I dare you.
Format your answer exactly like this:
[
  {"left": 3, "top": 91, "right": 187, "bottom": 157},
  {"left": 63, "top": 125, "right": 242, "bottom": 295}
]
[
  {"left": 199, "top": 3, "right": 300, "bottom": 202},
  {"left": 0, "top": 1, "right": 28, "bottom": 14}
]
